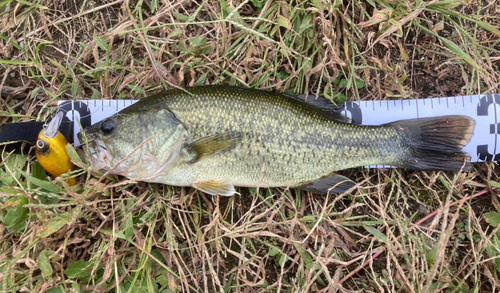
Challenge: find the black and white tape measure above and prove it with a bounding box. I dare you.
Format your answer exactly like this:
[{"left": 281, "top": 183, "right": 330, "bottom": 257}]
[{"left": 57, "top": 94, "right": 500, "bottom": 163}]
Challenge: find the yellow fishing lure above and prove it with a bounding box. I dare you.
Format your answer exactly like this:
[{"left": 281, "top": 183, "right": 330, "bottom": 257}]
[{"left": 36, "top": 111, "right": 77, "bottom": 185}]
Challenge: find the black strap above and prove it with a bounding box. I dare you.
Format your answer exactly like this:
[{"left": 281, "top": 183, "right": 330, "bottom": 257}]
[
  {"left": 0, "top": 120, "right": 74, "bottom": 154},
  {"left": 0, "top": 122, "right": 44, "bottom": 154}
]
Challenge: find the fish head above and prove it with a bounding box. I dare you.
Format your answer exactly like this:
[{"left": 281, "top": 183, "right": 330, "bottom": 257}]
[{"left": 79, "top": 107, "right": 187, "bottom": 180}]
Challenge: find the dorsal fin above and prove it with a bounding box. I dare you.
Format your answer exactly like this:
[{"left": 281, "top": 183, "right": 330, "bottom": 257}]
[
  {"left": 282, "top": 92, "right": 350, "bottom": 123},
  {"left": 187, "top": 85, "right": 351, "bottom": 123}
]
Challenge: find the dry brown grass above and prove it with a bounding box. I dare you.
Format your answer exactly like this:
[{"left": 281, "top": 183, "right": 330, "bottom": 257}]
[{"left": 1, "top": 0, "right": 500, "bottom": 292}]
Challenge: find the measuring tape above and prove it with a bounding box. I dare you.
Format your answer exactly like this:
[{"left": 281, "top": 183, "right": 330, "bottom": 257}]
[{"left": 56, "top": 93, "right": 500, "bottom": 163}]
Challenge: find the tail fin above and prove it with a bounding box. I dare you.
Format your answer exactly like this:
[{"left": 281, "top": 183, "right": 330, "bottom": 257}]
[{"left": 390, "top": 115, "right": 475, "bottom": 172}]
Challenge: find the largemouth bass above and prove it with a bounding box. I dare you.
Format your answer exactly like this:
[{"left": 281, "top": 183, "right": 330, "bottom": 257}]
[{"left": 80, "top": 86, "right": 474, "bottom": 195}]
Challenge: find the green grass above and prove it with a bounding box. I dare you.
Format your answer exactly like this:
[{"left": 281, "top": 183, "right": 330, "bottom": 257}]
[{"left": 1, "top": 0, "right": 500, "bottom": 292}]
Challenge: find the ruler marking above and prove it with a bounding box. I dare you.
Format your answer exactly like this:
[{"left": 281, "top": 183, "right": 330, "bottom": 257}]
[
  {"left": 71, "top": 100, "right": 75, "bottom": 121},
  {"left": 495, "top": 95, "right": 498, "bottom": 158},
  {"left": 71, "top": 100, "right": 76, "bottom": 143},
  {"left": 416, "top": 99, "right": 419, "bottom": 118}
]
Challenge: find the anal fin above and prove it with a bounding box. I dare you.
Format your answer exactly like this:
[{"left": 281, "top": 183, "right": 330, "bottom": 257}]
[
  {"left": 193, "top": 180, "right": 237, "bottom": 196},
  {"left": 298, "top": 174, "right": 356, "bottom": 194}
]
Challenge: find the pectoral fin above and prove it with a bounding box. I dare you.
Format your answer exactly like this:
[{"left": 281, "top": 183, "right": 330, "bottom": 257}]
[
  {"left": 298, "top": 174, "right": 356, "bottom": 194},
  {"left": 193, "top": 180, "right": 237, "bottom": 196},
  {"left": 184, "top": 132, "right": 243, "bottom": 164}
]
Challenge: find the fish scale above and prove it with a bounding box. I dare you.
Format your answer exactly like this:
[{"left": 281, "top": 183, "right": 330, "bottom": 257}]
[{"left": 82, "top": 86, "right": 474, "bottom": 195}]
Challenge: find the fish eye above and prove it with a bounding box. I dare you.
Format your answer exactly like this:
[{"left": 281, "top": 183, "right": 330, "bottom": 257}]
[
  {"left": 101, "top": 118, "right": 116, "bottom": 135},
  {"left": 36, "top": 139, "right": 50, "bottom": 154}
]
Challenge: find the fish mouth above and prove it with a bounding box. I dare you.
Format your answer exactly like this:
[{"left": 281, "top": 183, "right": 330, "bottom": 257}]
[
  {"left": 87, "top": 139, "right": 114, "bottom": 172},
  {"left": 77, "top": 131, "right": 113, "bottom": 170}
]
